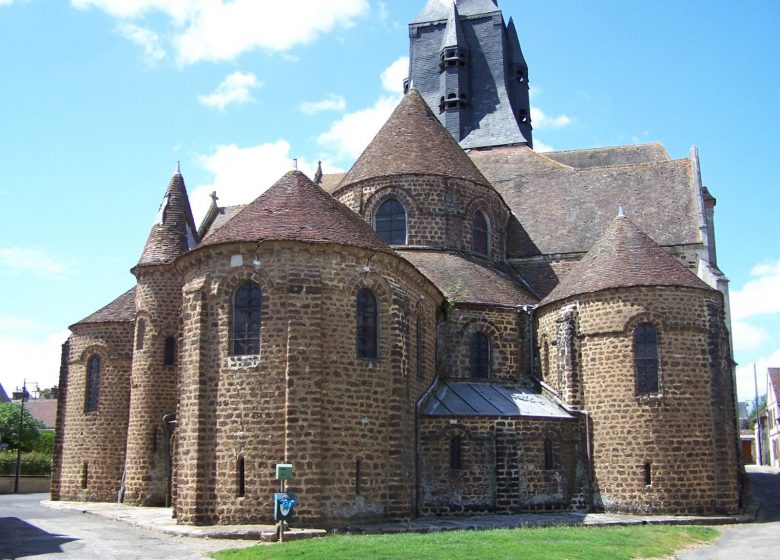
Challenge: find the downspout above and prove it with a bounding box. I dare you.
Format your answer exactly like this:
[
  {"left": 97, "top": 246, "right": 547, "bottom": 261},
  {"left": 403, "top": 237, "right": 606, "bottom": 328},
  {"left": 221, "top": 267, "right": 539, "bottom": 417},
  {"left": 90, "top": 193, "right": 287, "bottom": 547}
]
[
  {"left": 414, "top": 316, "right": 445, "bottom": 517},
  {"left": 518, "top": 304, "right": 536, "bottom": 380}
]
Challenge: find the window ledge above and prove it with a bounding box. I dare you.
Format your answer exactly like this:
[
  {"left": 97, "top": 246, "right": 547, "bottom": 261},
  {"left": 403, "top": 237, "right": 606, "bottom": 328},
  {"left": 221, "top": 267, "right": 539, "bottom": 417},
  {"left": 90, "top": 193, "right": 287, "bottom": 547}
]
[
  {"left": 227, "top": 355, "right": 261, "bottom": 370},
  {"left": 635, "top": 393, "right": 663, "bottom": 405}
]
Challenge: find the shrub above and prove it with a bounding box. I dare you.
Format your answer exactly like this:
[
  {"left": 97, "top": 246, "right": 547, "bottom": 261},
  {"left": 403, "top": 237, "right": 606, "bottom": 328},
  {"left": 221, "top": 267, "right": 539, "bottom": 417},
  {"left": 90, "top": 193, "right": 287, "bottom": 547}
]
[{"left": 0, "top": 450, "right": 52, "bottom": 476}]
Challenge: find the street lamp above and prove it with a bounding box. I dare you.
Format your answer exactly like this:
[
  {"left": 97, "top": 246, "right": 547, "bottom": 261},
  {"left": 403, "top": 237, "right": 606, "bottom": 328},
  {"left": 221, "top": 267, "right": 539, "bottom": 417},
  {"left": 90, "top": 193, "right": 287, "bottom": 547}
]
[{"left": 14, "top": 379, "right": 29, "bottom": 494}]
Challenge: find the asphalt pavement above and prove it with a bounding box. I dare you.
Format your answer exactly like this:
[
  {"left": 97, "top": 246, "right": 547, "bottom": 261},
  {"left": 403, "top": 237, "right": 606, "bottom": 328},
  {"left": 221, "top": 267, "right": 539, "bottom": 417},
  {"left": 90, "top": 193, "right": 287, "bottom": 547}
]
[{"left": 677, "top": 465, "right": 780, "bottom": 560}]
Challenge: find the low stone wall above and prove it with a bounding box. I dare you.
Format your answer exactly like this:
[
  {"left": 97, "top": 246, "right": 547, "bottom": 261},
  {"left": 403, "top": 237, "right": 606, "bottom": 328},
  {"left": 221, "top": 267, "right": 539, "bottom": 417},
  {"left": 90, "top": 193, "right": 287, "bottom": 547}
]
[{"left": 0, "top": 476, "right": 51, "bottom": 494}]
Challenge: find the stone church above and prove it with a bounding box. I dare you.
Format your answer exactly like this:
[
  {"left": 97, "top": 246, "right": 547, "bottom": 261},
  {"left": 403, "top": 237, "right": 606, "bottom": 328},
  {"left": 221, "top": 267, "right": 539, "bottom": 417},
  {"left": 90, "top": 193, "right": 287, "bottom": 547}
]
[{"left": 51, "top": 0, "right": 742, "bottom": 526}]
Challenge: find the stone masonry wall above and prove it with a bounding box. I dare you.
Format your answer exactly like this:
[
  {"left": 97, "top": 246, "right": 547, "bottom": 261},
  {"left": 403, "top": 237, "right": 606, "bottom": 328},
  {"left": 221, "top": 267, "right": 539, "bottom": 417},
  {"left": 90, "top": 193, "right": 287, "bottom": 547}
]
[
  {"left": 56, "top": 322, "right": 132, "bottom": 502},
  {"left": 174, "top": 240, "right": 441, "bottom": 526},
  {"left": 124, "top": 265, "right": 182, "bottom": 506},
  {"left": 440, "top": 305, "right": 530, "bottom": 385},
  {"left": 334, "top": 175, "right": 509, "bottom": 263},
  {"left": 536, "top": 287, "right": 740, "bottom": 515},
  {"left": 419, "top": 416, "right": 582, "bottom": 515}
]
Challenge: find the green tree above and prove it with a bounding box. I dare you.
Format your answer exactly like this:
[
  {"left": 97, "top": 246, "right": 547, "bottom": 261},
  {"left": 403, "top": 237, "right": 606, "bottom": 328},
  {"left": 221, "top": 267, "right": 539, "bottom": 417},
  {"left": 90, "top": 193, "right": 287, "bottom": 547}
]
[
  {"left": 0, "top": 402, "right": 44, "bottom": 451},
  {"left": 748, "top": 396, "right": 767, "bottom": 430}
]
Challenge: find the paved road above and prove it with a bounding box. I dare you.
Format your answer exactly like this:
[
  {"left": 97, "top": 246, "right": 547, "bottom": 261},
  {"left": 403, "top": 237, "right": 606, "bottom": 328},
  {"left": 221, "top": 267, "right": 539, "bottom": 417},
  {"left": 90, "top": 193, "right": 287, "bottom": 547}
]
[
  {"left": 678, "top": 465, "right": 780, "bottom": 560},
  {"left": 0, "top": 494, "right": 254, "bottom": 560}
]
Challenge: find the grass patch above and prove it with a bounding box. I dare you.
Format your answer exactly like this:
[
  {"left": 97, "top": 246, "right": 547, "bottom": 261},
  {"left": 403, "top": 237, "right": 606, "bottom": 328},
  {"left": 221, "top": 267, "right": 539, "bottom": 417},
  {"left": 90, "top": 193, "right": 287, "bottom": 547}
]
[{"left": 211, "top": 525, "right": 719, "bottom": 560}]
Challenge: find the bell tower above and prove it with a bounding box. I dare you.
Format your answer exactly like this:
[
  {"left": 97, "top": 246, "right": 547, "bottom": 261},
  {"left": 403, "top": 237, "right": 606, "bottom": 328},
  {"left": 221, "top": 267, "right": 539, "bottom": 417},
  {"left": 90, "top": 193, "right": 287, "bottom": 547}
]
[{"left": 408, "top": 0, "right": 533, "bottom": 149}]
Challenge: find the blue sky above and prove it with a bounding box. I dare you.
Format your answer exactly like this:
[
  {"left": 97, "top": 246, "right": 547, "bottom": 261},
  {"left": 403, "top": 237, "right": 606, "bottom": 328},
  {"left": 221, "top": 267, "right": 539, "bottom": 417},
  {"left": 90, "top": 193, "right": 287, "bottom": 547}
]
[{"left": 1, "top": 0, "right": 778, "bottom": 402}]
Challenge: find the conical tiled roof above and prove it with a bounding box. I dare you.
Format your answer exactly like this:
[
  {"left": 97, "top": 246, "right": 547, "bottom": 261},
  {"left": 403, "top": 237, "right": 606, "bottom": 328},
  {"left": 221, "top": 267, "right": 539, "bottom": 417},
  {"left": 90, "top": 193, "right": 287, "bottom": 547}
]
[
  {"left": 71, "top": 287, "right": 137, "bottom": 327},
  {"left": 440, "top": 2, "right": 466, "bottom": 50},
  {"left": 337, "top": 89, "right": 491, "bottom": 190},
  {"left": 540, "top": 215, "right": 712, "bottom": 307},
  {"left": 200, "top": 170, "right": 393, "bottom": 253},
  {"left": 137, "top": 171, "right": 198, "bottom": 267}
]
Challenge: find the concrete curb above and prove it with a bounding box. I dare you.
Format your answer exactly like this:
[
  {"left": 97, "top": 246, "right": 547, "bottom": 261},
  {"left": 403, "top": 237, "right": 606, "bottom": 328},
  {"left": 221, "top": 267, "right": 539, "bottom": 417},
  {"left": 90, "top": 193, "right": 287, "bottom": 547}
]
[{"left": 43, "top": 499, "right": 751, "bottom": 541}]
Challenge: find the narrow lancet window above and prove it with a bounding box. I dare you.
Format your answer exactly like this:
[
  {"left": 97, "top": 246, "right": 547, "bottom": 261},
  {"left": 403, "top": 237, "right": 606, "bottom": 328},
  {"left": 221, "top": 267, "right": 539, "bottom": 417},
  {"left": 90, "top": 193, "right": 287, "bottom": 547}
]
[
  {"left": 450, "top": 436, "right": 462, "bottom": 470},
  {"left": 232, "top": 282, "right": 262, "bottom": 356},
  {"left": 164, "top": 336, "right": 176, "bottom": 366},
  {"left": 469, "top": 332, "right": 490, "bottom": 379},
  {"left": 472, "top": 211, "right": 489, "bottom": 256},
  {"left": 356, "top": 288, "right": 378, "bottom": 359},
  {"left": 634, "top": 323, "right": 659, "bottom": 394},
  {"left": 84, "top": 355, "right": 100, "bottom": 413}
]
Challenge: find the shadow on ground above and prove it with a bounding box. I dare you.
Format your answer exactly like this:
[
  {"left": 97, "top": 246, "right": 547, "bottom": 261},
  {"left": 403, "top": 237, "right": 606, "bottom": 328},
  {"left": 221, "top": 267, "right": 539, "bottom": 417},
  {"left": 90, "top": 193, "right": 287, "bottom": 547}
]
[{"left": 0, "top": 516, "right": 78, "bottom": 558}]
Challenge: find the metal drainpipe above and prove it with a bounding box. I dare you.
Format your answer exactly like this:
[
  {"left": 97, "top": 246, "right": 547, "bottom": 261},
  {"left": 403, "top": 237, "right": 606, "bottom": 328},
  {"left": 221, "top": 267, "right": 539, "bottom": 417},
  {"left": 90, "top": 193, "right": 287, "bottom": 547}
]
[{"left": 414, "top": 318, "right": 445, "bottom": 517}]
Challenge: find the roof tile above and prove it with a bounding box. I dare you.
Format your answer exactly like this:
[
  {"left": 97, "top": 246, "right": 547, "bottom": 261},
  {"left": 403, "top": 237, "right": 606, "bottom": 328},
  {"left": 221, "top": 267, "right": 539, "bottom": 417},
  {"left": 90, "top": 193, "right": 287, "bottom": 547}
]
[
  {"left": 399, "top": 250, "right": 537, "bottom": 306},
  {"left": 138, "top": 172, "right": 198, "bottom": 267},
  {"left": 200, "top": 170, "right": 393, "bottom": 254},
  {"left": 338, "top": 89, "right": 491, "bottom": 190},
  {"left": 72, "top": 287, "right": 136, "bottom": 327},
  {"left": 540, "top": 215, "right": 712, "bottom": 306}
]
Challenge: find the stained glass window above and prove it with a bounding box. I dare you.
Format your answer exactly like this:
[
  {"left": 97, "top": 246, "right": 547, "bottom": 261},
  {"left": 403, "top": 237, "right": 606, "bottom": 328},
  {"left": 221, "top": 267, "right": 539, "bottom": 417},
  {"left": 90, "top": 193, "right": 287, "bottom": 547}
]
[
  {"left": 635, "top": 323, "right": 659, "bottom": 394},
  {"left": 356, "top": 288, "right": 378, "bottom": 359},
  {"left": 232, "top": 282, "right": 262, "bottom": 356},
  {"left": 375, "top": 199, "right": 406, "bottom": 245}
]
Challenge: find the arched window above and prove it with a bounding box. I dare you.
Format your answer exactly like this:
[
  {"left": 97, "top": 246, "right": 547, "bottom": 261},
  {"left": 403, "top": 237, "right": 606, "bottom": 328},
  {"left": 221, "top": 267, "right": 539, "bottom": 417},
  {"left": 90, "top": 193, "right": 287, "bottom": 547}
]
[
  {"left": 469, "top": 332, "right": 490, "bottom": 379},
  {"left": 450, "top": 435, "right": 462, "bottom": 470},
  {"left": 472, "top": 211, "right": 489, "bottom": 256},
  {"left": 164, "top": 336, "right": 176, "bottom": 366},
  {"left": 84, "top": 355, "right": 100, "bottom": 413},
  {"left": 374, "top": 199, "right": 407, "bottom": 245},
  {"left": 542, "top": 340, "right": 550, "bottom": 380},
  {"left": 634, "top": 323, "right": 659, "bottom": 394},
  {"left": 232, "top": 282, "right": 262, "bottom": 356},
  {"left": 136, "top": 319, "right": 145, "bottom": 350},
  {"left": 356, "top": 288, "right": 378, "bottom": 359},
  {"left": 544, "top": 438, "right": 555, "bottom": 470}
]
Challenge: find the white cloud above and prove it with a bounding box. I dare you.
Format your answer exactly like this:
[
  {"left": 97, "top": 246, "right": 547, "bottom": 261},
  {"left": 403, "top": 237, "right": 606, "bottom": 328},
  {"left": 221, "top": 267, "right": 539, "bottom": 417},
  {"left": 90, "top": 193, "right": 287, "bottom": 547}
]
[
  {"left": 313, "top": 57, "right": 405, "bottom": 163},
  {"left": 73, "top": 0, "right": 370, "bottom": 64},
  {"left": 198, "top": 71, "right": 261, "bottom": 110},
  {"left": 531, "top": 107, "right": 572, "bottom": 130},
  {"left": 0, "top": 247, "right": 70, "bottom": 278},
  {"left": 0, "top": 0, "right": 16, "bottom": 6},
  {"left": 317, "top": 95, "right": 399, "bottom": 161},
  {"left": 736, "top": 347, "right": 780, "bottom": 402},
  {"left": 533, "top": 140, "right": 554, "bottom": 153},
  {"left": 299, "top": 94, "right": 346, "bottom": 116},
  {"left": 732, "top": 319, "right": 771, "bottom": 353},
  {"left": 0, "top": 328, "right": 71, "bottom": 396},
  {"left": 731, "top": 260, "right": 780, "bottom": 320},
  {"left": 190, "top": 141, "right": 344, "bottom": 223},
  {"left": 116, "top": 22, "right": 166, "bottom": 65},
  {"left": 380, "top": 56, "right": 408, "bottom": 93}
]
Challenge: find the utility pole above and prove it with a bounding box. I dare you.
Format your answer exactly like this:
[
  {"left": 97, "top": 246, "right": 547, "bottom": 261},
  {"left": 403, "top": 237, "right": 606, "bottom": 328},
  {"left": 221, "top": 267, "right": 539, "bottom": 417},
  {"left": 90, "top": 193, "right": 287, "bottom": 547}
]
[
  {"left": 754, "top": 365, "right": 763, "bottom": 466},
  {"left": 14, "top": 379, "right": 28, "bottom": 493}
]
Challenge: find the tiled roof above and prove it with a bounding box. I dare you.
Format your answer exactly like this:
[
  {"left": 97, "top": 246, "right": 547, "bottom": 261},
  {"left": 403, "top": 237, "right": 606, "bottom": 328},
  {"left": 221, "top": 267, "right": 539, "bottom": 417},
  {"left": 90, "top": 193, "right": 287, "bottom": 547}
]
[
  {"left": 200, "top": 205, "right": 246, "bottom": 241},
  {"left": 422, "top": 382, "right": 573, "bottom": 419},
  {"left": 200, "top": 171, "right": 393, "bottom": 254},
  {"left": 26, "top": 399, "right": 57, "bottom": 429},
  {"left": 318, "top": 173, "right": 346, "bottom": 194},
  {"left": 470, "top": 145, "right": 701, "bottom": 257},
  {"left": 769, "top": 368, "right": 780, "bottom": 399},
  {"left": 543, "top": 143, "right": 670, "bottom": 169},
  {"left": 71, "top": 287, "right": 137, "bottom": 327},
  {"left": 137, "top": 172, "right": 198, "bottom": 267},
  {"left": 398, "top": 250, "right": 537, "bottom": 306},
  {"left": 540, "top": 215, "right": 712, "bottom": 307},
  {"left": 413, "top": 0, "right": 499, "bottom": 23},
  {"left": 337, "top": 90, "right": 491, "bottom": 190}
]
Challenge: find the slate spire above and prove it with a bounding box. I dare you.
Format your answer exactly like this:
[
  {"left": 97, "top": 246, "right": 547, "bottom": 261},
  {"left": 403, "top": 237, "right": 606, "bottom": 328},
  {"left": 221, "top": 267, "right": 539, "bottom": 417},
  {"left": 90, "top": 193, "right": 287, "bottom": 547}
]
[
  {"left": 136, "top": 168, "right": 199, "bottom": 267},
  {"left": 440, "top": 2, "right": 466, "bottom": 50}
]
